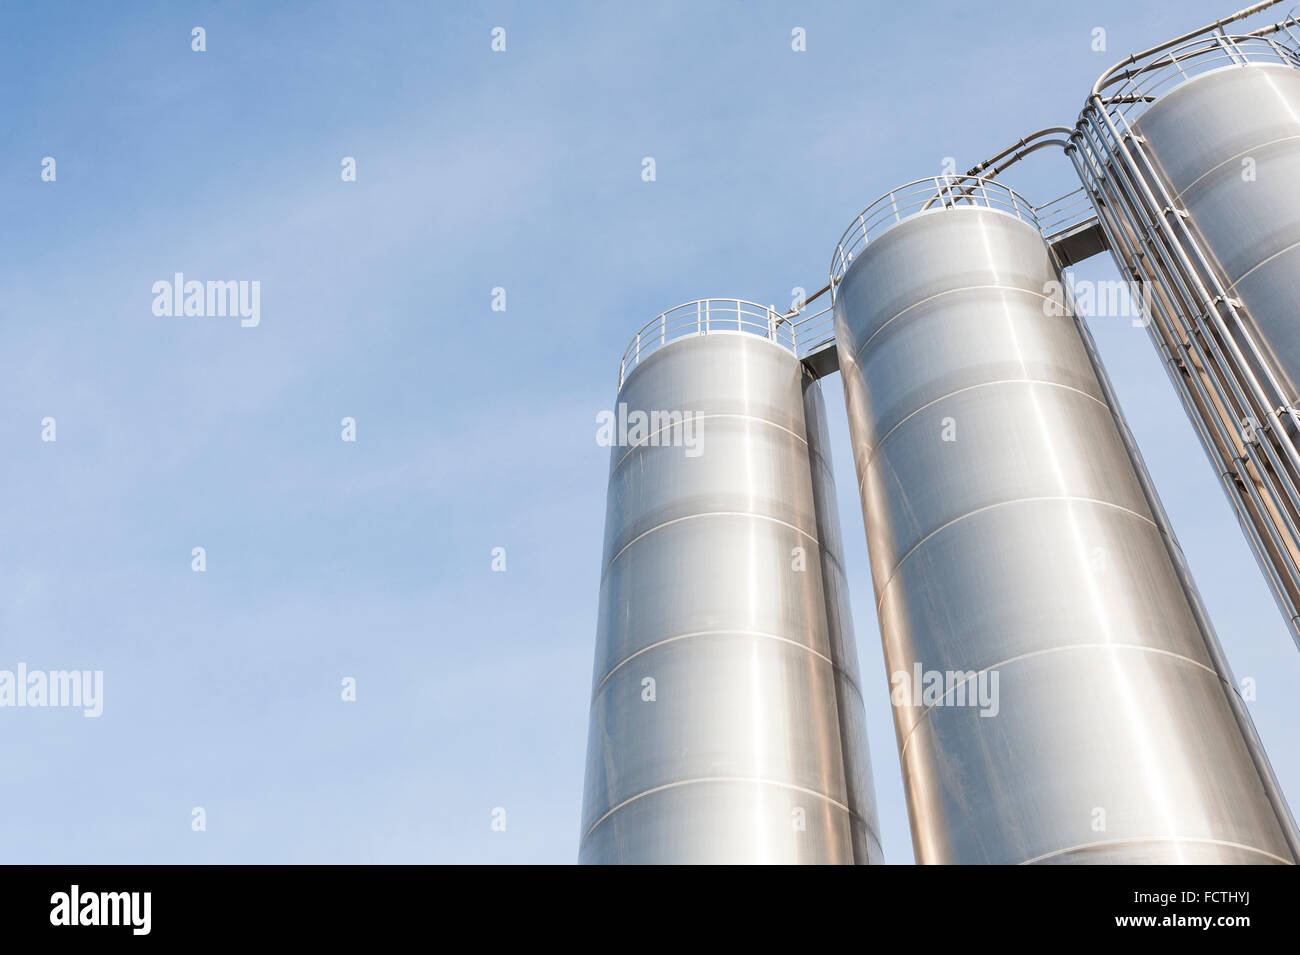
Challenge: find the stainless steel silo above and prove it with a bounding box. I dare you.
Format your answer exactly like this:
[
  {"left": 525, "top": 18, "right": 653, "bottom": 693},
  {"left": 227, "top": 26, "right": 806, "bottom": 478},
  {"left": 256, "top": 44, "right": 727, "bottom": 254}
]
[
  {"left": 580, "top": 300, "right": 882, "bottom": 864},
  {"left": 1070, "top": 9, "right": 1300, "bottom": 646},
  {"left": 830, "top": 177, "right": 1300, "bottom": 864}
]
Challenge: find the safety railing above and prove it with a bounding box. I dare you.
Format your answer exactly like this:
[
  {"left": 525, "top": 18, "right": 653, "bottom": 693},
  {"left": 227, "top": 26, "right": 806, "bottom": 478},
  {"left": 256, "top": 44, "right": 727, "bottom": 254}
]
[
  {"left": 830, "top": 175, "right": 1041, "bottom": 286},
  {"left": 617, "top": 177, "right": 1097, "bottom": 388},
  {"left": 790, "top": 301, "right": 835, "bottom": 359},
  {"left": 617, "top": 178, "right": 1100, "bottom": 388},
  {"left": 1094, "top": 18, "right": 1300, "bottom": 129},
  {"left": 617, "top": 298, "right": 793, "bottom": 387},
  {"left": 1034, "top": 186, "right": 1098, "bottom": 240}
]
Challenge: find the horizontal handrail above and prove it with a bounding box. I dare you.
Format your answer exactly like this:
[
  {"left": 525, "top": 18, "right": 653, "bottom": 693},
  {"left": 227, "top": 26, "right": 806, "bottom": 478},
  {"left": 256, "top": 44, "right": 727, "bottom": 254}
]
[
  {"left": 830, "top": 175, "right": 1041, "bottom": 287},
  {"left": 1088, "top": 20, "right": 1300, "bottom": 129},
  {"left": 617, "top": 298, "right": 792, "bottom": 387},
  {"left": 791, "top": 302, "right": 835, "bottom": 359},
  {"left": 1092, "top": 1, "right": 1290, "bottom": 96},
  {"left": 1035, "top": 186, "right": 1098, "bottom": 238}
]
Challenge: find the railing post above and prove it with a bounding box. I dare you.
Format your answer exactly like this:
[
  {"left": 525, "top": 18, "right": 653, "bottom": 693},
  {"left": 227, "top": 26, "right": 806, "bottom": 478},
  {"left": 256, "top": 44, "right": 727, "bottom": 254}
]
[
  {"left": 660, "top": 311, "right": 666, "bottom": 346},
  {"left": 635, "top": 332, "right": 641, "bottom": 365},
  {"left": 736, "top": 299, "right": 743, "bottom": 332},
  {"left": 1216, "top": 28, "right": 1244, "bottom": 67},
  {"left": 697, "top": 300, "right": 702, "bottom": 335},
  {"left": 1171, "top": 48, "right": 1188, "bottom": 80}
]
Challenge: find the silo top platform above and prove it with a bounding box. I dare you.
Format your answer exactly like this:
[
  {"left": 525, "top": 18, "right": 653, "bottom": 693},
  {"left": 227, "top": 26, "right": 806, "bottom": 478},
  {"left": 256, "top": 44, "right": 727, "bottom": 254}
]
[
  {"left": 830, "top": 176, "right": 1046, "bottom": 288},
  {"left": 617, "top": 299, "right": 795, "bottom": 389},
  {"left": 1083, "top": 17, "right": 1300, "bottom": 130},
  {"left": 618, "top": 180, "right": 1106, "bottom": 390}
]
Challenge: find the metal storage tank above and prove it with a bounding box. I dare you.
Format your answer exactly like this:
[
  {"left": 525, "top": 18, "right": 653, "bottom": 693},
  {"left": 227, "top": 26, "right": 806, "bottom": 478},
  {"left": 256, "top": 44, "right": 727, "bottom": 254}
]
[
  {"left": 580, "top": 299, "right": 882, "bottom": 864},
  {"left": 830, "top": 177, "right": 1300, "bottom": 864},
  {"left": 1070, "top": 12, "right": 1300, "bottom": 644}
]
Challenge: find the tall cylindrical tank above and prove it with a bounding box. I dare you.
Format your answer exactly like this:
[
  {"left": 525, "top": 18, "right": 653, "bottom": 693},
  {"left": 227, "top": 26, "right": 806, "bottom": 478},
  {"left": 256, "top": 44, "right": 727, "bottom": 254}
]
[
  {"left": 1071, "top": 25, "right": 1300, "bottom": 645},
  {"left": 580, "top": 300, "right": 881, "bottom": 864},
  {"left": 830, "top": 178, "right": 1300, "bottom": 864}
]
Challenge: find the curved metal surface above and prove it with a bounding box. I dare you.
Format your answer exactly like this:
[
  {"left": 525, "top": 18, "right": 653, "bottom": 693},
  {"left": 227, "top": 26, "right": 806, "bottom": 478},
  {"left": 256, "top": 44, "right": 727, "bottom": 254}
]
[
  {"left": 831, "top": 202, "right": 1299, "bottom": 864},
  {"left": 1137, "top": 64, "right": 1300, "bottom": 398},
  {"left": 581, "top": 329, "right": 881, "bottom": 864}
]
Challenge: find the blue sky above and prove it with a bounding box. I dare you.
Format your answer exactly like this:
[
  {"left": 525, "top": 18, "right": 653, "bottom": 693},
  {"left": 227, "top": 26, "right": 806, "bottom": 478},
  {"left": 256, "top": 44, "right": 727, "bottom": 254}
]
[{"left": 2, "top": 0, "right": 1297, "bottom": 863}]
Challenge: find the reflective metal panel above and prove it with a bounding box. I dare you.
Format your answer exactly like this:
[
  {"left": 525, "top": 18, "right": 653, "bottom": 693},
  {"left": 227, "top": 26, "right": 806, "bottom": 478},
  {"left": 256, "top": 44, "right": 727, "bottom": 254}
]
[
  {"left": 832, "top": 203, "right": 1299, "bottom": 864},
  {"left": 581, "top": 330, "right": 881, "bottom": 864},
  {"left": 1136, "top": 64, "right": 1300, "bottom": 400}
]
